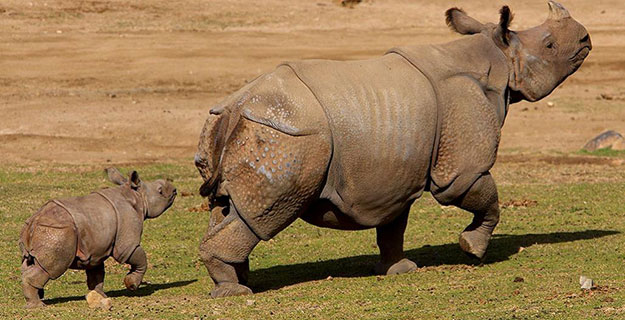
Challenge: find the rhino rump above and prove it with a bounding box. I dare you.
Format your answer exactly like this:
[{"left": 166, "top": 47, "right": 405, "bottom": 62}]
[{"left": 19, "top": 202, "right": 77, "bottom": 279}]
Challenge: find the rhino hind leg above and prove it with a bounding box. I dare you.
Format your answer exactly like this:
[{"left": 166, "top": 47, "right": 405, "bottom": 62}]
[
  {"left": 453, "top": 173, "right": 500, "bottom": 260},
  {"left": 374, "top": 210, "right": 418, "bottom": 275},
  {"left": 21, "top": 258, "right": 50, "bottom": 308},
  {"left": 199, "top": 205, "right": 259, "bottom": 298}
]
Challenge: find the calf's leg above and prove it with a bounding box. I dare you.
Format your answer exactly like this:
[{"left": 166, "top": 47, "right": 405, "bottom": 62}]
[
  {"left": 124, "top": 246, "right": 148, "bottom": 290},
  {"left": 85, "top": 263, "right": 112, "bottom": 309},
  {"left": 86, "top": 263, "right": 106, "bottom": 296},
  {"left": 21, "top": 258, "right": 50, "bottom": 308}
]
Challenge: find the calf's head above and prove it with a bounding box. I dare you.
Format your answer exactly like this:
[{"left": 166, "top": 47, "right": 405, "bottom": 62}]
[
  {"left": 106, "top": 168, "right": 177, "bottom": 219},
  {"left": 446, "top": 1, "right": 591, "bottom": 102}
]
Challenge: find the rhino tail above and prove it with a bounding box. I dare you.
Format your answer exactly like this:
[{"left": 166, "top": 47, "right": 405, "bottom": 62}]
[
  {"left": 199, "top": 108, "right": 243, "bottom": 202},
  {"left": 19, "top": 215, "right": 37, "bottom": 262}
]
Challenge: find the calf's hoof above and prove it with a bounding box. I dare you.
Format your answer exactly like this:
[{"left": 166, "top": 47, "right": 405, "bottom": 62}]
[
  {"left": 210, "top": 282, "right": 253, "bottom": 298},
  {"left": 25, "top": 300, "right": 46, "bottom": 309},
  {"left": 459, "top": 230, "right": 490, "bottom": 260},
  {"left": 86, "top": 290, "right": 112, "bottom": 310},
  {"left": 374, "top": 258, "right": 417, "bottom": 275},
  {"left": 124, "top": 274, "right": 141, "bottom": 291}
]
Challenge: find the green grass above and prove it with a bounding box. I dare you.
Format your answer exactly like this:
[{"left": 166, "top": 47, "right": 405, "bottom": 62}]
[
  {"left": 1, "top": 162, "right": 625, "bottom": 319},
  {"left": 578, "top": 147, "right": 625, "bottom": 157}
]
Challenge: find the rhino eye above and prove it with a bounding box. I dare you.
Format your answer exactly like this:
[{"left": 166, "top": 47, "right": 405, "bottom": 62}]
[{"left": 546, "top": 42, "right": 554, "bottom": 49}]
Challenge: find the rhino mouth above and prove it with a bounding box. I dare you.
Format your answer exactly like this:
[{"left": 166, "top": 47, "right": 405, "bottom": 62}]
[{"left": 570, "top": 46, "right": 590, "bottom": 63}]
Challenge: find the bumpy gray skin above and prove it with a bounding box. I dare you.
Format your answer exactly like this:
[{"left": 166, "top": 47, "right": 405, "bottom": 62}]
[
  {"left": 195, "top": 1, "right": 591, "bottom": 298},
  {"left": 19, "top": 168, "right": 177, "bottom": 308}
]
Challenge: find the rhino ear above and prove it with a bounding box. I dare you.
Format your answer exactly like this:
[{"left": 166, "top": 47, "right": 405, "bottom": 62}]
[
  {"left": 106, "top": 167, "right": 127, "bottom": 185},
  {"left": 494, "top": 6, "right": 514, "bottom": 46},
  {"left": 129, "top": 171, "right": 142, "bottom": 190},
  {"left": 445, "top": 7, "right": 485, "bottom": 35}
]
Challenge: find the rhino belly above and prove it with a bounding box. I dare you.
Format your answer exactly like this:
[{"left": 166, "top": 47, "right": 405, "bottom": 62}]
[{"left": 286, "top": 55, "right": 438, "bottom": 227}]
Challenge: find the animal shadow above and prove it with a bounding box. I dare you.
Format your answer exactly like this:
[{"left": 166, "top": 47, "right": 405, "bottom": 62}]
[
  {"left": 249, "top": 229, "right": 619, "bottom": 292},
  {"left": 45, "top": 279, "right": 197, "bottom": 305}
]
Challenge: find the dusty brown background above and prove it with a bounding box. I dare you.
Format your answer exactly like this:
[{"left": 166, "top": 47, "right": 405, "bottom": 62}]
[{"left": 0, "top": 0, "right": 623, "bottom": 165}]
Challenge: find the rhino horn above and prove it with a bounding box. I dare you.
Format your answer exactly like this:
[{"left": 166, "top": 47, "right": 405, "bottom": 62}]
[{"left": 547, "top": 1, "right": 571, "bottom": 20}]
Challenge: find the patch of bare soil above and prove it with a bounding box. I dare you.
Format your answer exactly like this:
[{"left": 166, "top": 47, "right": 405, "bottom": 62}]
[{"left": 1, "top": 0, "right": 624, "bottom": 172}]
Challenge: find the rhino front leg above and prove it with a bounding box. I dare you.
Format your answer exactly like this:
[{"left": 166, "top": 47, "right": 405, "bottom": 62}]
[
  {"left": 374, "top": 210, "right": 417, "bottom": 275},
  {"left": 124, "top": 246, "right": 147, "bottom": 291},
  {"left": 199, "top": 206, "right": 259, "bottom": 298},
  {"left": 85, "top": 263, "right": 112, "bottom": 309},
  {"left": 21, "top": 258, "right": 49, "bottom": 308},
  {"left": 453, "top": 172, "right": 500, "bottom": 260},
  {"left": 86, "top": 263, "right": 106, "bottom": 296}
]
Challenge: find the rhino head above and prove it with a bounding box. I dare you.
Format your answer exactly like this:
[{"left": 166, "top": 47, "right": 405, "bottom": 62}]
[
  {"left": 106, "top": 168, "right": 177, "bottom": 219},
  {"left": 446, "top": 0, "right": 591, "bottom": 102}
]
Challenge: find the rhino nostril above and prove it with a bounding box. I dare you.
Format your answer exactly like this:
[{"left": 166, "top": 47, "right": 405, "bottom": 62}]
[{"left": 580, "top": 34, "right": 589, "bottom": 43}]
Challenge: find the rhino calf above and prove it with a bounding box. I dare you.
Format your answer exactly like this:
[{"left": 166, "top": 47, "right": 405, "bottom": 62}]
[{"left": 19, "top": 168, "right": 177, "bottom": 308}]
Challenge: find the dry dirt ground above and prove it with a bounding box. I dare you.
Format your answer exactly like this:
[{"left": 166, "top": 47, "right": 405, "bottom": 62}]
[{"left": 1, "top": 0, "right": 624, "bottom": 167}]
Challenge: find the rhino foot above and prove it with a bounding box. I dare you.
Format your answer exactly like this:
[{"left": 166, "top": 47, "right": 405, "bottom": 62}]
[
  {"left": 25, "top": 300, "right": 46, "bottom": 309},
  {"left": 459, "top": 229, "right": 491, "bottom": 260},
  {"left": 374, "top": 258, "right": 417, "bottom": 275},
  {"left": 86, "top": 290, "right": 112, "bottom": 310},
  {"left": 124, "top": 274, "right": 141, "bottom": 291},
  {"left": 210, "top": 282, "right": 253, "bottom": 298}
]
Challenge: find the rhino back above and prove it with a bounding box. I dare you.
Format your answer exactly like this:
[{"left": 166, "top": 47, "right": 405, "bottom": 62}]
[{"left": 285, "top": 54, "right": 437, "bottom": 224}]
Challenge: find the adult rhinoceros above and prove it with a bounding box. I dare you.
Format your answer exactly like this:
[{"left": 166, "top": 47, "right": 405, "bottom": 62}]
[{"left": 194, "top": 1, "right": 591, "bottom": 297}]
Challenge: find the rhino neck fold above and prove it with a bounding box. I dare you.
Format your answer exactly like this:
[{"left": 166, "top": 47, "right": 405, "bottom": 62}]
[{"left": 385, "top": 47, "right": 443, "bottom": 188}]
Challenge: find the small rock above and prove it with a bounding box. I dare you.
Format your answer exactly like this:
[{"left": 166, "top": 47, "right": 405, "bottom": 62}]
[
  {"left": 583, "top": 130, "right": 625, "bottom": 151},
  {"left": 339, "top": 0, "right": 361, "bottom": 8},
  {"left": 246, "top": 299, "right": 255, "bottom": 306},
  {"left": 86, "top": 290, "right": 112, "bottom": 310},
  {"left": 518, "top": 246, "right": 525, "bottom": 253},
  {"left": 326, "top": 276, "right": 333, "bottom": 280},
  {"left": 580, "top": 275, "right": 594, "bottom": 290},
  {"left": 100, "top": 298, "right": 112, "bottom": 311},
  {"left": 600, "top": 93, "right": 614, "bottom": 100},
  {"left": 547, "top": 101, "right": 555, "bottom": 108},
  {"left": 513, "top": 277, "right": 524, "bottom": 283}
]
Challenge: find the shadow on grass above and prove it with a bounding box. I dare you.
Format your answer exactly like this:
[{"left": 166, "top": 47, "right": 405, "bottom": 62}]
[
  {"left": 45, "top": 279, "right": 197, "bottom": 305},
  {"left": 249, "top": 229, "right": 619, "bottom": 292}
]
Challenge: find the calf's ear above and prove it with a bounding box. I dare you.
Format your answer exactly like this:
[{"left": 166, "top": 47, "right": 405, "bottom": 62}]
[
  {"left": 445, "top": 8, "right": 485, "bottom": 35},
  {"left": 106, "top": 167, "right": 127, "bottom": 185},
  {"left": 129, "top": 171, "right": 142, "bottom": 190},
  {"left": 494, "top": 6, "right": 514, "bottom": 47}
]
